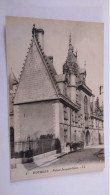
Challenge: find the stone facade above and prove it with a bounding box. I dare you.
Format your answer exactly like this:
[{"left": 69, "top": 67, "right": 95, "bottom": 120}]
[
  {"left": 9, "top": 25, "right": 104, "bottom": 153},
  {"left": 14, "top": 102, "right": 56, "bottom": 141}
]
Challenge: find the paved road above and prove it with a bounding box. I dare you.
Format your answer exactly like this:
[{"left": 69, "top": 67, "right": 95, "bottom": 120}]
[
  {"left": 50, "top": 148, "right": 104, "bottom": 166},
  {"left": 21, "top": 147, "right": 104, "bottom": 170}
]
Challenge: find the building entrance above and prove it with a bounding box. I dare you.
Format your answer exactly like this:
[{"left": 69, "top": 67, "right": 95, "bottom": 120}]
[{"left": 85, "top": 130, "right": 90, "bottom": 146}]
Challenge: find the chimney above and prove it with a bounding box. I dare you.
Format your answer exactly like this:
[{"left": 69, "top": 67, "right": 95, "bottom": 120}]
[
  {"left": 48, "top": 56, "right": 53, "bottom": 64},
  {"left": 32, "top": 24, "right": 44, "bottom": 49},
  {"left": 38, "top": 29, "right": 44, "bottom": 49}
]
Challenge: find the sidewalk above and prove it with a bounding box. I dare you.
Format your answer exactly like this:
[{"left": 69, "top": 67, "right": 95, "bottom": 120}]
[
  {"left": 36, "top": 145, "right": 104, "bottom": 167},
  {"left": 12, "top": 151, "right": 67, "bottom": 172},
  {"left": 29, "top": 152, "right": 67, "bottom": 169},
  {"left": 12, "top": 144, "right": 104, "bottom": 171},
  {"left": 85, "top": 144, "right": 104, "bottom": 149}
]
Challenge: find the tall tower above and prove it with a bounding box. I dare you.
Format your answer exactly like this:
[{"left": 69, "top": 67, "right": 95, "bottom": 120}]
[
  {"left": 63, "top": 34, "right": 79, "bottom": 77},
  {"left": 63, "top": 35, "right": 79, "bottom": 103}
]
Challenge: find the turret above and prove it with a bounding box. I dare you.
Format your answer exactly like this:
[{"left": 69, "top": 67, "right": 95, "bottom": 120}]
[
  {"left": 63, "top": 34, "right": 79, "bottom": 77},
  {"left": 62, "top": 35, "right": 79, "bottom": 102}
]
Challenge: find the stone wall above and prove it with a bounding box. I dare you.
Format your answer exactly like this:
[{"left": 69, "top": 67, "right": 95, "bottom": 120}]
[{"left": 14, "top": 101, "right": 56, "bottom": 142}]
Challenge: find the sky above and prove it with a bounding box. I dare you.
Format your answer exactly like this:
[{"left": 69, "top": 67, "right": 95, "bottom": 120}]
[{"left": 6, "top": 16, "right": 104, "bottom": 103}]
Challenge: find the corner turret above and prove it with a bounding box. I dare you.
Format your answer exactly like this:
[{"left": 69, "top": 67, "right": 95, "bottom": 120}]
[{"left": 63, "top": 34, "right": 79, "bottom": 77}]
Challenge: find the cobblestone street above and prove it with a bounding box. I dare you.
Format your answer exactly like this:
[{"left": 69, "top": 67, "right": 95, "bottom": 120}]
[{"left": 50, "top": 147, "right": 104, "bottom": 166}]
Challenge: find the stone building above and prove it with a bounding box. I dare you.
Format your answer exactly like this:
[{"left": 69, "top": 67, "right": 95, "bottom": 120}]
[{"left": 9, "top": 25, "right": 104, "bottom": 152}]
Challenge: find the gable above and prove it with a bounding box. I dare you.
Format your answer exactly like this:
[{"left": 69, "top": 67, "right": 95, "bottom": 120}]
[{"left": 14, "top": 39, "right": 58, "bottom": 104}]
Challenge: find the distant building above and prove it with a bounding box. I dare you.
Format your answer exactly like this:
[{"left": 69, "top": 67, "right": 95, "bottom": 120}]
[{"left": 9, "top": 25, "right": 104, "bottom": 153}]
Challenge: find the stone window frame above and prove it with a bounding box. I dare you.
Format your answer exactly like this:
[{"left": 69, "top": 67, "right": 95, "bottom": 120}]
[
  {"left": 84, "top": 95, "right": 88, "bottom": 114},
  {"left": 64, "top": 105, "right": 68, "bottom": 120},
  {"left": 64, "top": 129, "right": 68, "bottom": 143}
]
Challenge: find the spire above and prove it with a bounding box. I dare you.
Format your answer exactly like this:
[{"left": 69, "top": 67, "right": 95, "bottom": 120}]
[
  {"left": 67, "top": 33, "right": 74, "bottom": 63},
  {"left": 69, "top": 33, "right": 71, "bottom": 45},
  {"left": 63, "top": 34, "right": 79, "bottom": 76},
  {"left": 68, "top": 33, "right": 73, "bottom": 53}
]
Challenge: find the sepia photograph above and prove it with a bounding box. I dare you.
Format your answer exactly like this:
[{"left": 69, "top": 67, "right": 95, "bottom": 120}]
[{"left": 6, "top": 16, "right": 104, "bottom": 181}]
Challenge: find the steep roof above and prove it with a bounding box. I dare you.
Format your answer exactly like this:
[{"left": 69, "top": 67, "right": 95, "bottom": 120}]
[
  {"left": 14, "top": 25, "right": 79, "bottom": 110},
  {"left": 14, "top": 26, "right": 61, "bottom": 104}
]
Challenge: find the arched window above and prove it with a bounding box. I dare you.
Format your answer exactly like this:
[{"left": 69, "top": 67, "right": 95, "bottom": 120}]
[{"left": 84, "top": 96, "right": 88, "bottom": 114}]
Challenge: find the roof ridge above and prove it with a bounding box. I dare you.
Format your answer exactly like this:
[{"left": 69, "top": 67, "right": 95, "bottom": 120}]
[
  {"left": 35, "top": 37, "right": 61, "bottom": 95},
  {"left": 13, "top": 39, "right": 33, "bottom": 99},
  {"left": 14, "top": 32, "right": 61, "bottom": 101}
]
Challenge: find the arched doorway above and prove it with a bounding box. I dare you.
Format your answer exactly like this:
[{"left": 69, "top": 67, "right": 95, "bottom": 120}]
[
  {"left": 85, "top": 130, "right": 90, "bottom": 146},
  {"left": 10, "top": 127, "right": 14, "bottom": 158}
]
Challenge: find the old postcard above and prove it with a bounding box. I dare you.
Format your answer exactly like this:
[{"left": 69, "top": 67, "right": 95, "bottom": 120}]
[{"left": 6, "top": 16, "right": 104, "bottom": 181}]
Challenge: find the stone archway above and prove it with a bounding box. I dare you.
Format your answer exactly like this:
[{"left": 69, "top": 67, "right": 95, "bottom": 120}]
[{"left": 85, "top": 130, "right": 90, "bottom": 146}]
